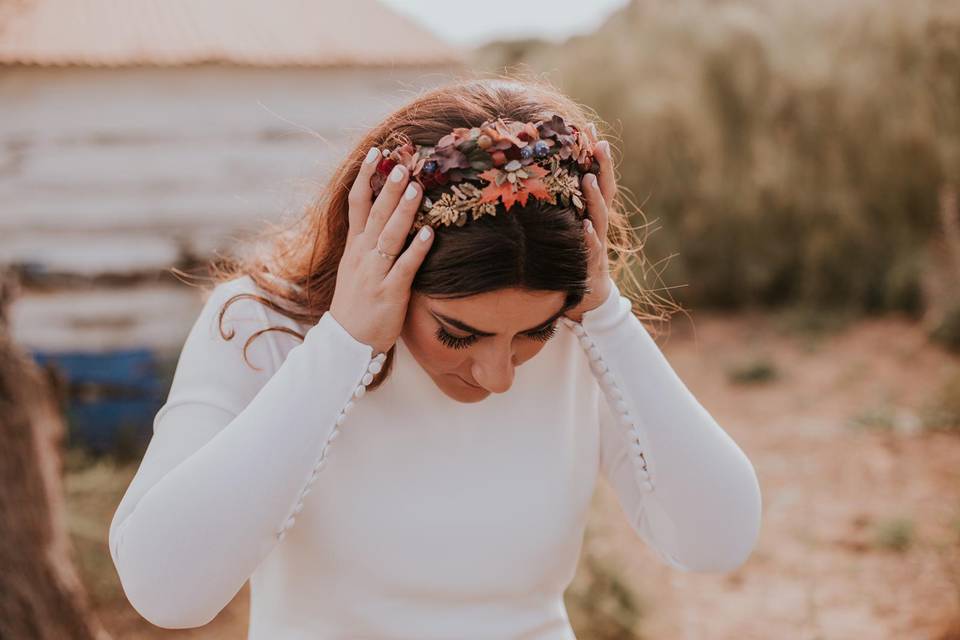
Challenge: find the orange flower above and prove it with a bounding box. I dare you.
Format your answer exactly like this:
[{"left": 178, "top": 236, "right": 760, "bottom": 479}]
[{"left": 478, "top": 164, "right": 550, "bottom": 211}]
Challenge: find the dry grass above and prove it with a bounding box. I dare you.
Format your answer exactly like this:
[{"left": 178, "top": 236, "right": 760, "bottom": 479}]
[{"left": 474, "top": 0, "right": 960, "bottom": 318}]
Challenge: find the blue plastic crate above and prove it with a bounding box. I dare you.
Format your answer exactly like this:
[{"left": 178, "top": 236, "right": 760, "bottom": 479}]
[{"left": 31, "top": 348, "right": 166, "bottom": 454}]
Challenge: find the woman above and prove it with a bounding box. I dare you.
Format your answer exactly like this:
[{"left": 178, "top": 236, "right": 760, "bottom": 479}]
[{"left": 108, "top": 78, "right": 762, "bottom": 638}]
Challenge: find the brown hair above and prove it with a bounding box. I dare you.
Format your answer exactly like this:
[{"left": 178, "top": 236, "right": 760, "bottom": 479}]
[{"left": 175, "top": 74, "right": 683, "bottom": 392}]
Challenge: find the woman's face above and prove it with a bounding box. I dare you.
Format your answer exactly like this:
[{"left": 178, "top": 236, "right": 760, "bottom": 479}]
[{"left": 400, "top": 287, "right": 569, "bottom": 403}]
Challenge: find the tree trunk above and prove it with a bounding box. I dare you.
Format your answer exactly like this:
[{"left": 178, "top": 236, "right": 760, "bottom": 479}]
[{"left": 0, "top": 270, "right": 110, "bottom": 640}]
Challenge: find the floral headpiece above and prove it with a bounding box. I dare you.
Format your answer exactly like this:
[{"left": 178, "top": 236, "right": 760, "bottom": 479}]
[{"left": 370, "top": 114, "right": 600, "bottom": 235}]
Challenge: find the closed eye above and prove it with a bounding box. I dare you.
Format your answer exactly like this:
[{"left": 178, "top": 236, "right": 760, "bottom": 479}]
[{"left": 435, "top": 322, "right": 558, "bottom": 350}]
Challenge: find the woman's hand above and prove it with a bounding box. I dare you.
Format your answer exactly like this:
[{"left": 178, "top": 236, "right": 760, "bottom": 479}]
[
  {"left": 563, "top": 136, "right": 616, "bottom": 323},
  {"left": 329, "top": 147, "right": 435, "bottom": 355}
]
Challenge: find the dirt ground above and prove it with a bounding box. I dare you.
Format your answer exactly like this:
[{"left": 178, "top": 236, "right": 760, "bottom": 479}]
[{"left": 67, "top": 309, "right": 960, "bottom": 639}]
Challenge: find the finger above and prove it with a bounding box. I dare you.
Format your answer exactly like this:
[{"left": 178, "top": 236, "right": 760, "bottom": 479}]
[
  {"left": 587, "top": 123, "right": 600, "bottom": 147},
  {"left": 364, "top": 163, "right": 410, "bottom": 243},
  {"left": 581, "top": 172, "right": 609, "bottom": 243},
  {"left": 347, "top": 146, "right": 382, "bottom": 241},
  {"left": 376, "top": 181, "right": 423, "bottom": 265},
  {"left": 593, "top": 140, "right": 616, "bottom": 209},
  {"left": 384, "top": 223, "right": 434, "bottom": 290},
  {"left": 583, "top": 217, "right": 605, "bottom": 269}
]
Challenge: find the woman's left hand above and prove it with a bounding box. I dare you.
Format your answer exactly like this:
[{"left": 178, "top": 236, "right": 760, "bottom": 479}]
[{"left": 563, "top": 134, "right": 616, "bottom": 323}]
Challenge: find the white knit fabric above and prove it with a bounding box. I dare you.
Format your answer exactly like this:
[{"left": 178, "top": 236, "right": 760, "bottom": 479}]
[{"left": 108, "top": 274, "right": 762, "bottom": 638}]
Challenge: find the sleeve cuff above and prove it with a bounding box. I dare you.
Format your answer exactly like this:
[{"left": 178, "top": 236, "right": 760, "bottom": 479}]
[{"left": 307, "top": 310, "right": 376, "bottom": 362}]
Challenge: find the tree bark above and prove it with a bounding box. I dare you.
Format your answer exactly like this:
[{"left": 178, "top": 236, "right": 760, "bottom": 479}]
[{"left": 0, "top": 270, "right": 110, "bottom": 640}]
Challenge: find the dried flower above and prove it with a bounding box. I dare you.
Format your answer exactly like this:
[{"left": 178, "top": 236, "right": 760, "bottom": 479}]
[{"left": 370, "top": 113, "right": 600, "bottom": 234}]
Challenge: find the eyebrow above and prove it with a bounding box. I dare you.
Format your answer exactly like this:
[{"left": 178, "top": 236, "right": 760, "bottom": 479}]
[{"left": 430, "top": 305, "right": 569, "bottom": 337}]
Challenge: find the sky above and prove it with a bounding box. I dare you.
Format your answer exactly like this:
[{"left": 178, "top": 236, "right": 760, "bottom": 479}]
[{"left": 379, "top": 0, "right": 630, "bottom": 48}]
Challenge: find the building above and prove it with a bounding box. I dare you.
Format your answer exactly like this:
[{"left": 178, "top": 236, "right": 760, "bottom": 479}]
[{"left": 0, "top": 0, "right": 465, "bottom": 452}]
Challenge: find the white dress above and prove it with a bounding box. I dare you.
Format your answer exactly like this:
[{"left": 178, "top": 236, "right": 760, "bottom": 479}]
[{"left": 108, "top": 273, "right": 762, "bottom": 638}]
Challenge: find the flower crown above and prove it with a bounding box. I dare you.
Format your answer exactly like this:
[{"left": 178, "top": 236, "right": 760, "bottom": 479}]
[{"left": 370, "top": 114, "right": 600, "bottom": 235}]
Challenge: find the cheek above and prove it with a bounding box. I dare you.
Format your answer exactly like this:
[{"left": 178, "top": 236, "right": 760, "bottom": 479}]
[{"left": 516, "top": 339, "right": 550, "bottom": 363}]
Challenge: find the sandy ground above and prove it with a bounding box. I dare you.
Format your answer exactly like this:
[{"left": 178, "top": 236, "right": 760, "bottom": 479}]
[
  {"left": 67, "top": 309, "right": 960, "bottom": 639},
  {"left": 586, "top": 309, "right": 960, "bottom": 640}
]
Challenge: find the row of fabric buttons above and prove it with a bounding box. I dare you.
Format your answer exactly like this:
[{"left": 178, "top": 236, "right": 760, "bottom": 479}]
[
  {"left": 276, "top": 350, "right": 389, "bottom": 541},
  {"left": 562, "top": 318, "right": 654, "bottom": 494}
]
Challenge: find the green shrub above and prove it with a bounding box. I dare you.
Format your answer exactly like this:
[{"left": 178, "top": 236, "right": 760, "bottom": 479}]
[
  {"left": 922, "top": 368, "right": 960, "bottom": 432},
  {"left": 726, "top": 356, "right": 779, "bottom": 384},
  {"left": 930, "top": 300, "right": 960, "bottom": 353},
  {"left": 848, "top": 403, "right": 896, "bottom": 432},
  {"left": 874, "top": 517, "right": 915, "bottom": 552}
]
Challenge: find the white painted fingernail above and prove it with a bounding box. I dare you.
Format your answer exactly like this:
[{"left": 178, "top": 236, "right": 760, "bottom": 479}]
[
  {"left": 585, "top": 219, "right": 595, "bottom": 234},
  {"left": 404, "top": 183, "right": 418, "bottom": 200},
  {"left": 365, "top": 147, "right": 379, "bottom": 164},
  {"left": 418, "top": 226, "right": 432, "bottom": 242},
  {"left": 390, "top": 165, "right": 405, "bottom": 182}
]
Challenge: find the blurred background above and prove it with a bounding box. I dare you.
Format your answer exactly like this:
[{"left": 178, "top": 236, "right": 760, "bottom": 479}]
[{"left": 1, "top": 0, "right": 958, "bottom": 638}]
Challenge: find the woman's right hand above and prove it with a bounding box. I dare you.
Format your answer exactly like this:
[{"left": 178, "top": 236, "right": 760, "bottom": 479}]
[{"left": 329, "top": 147, "right": 435, "bottom": 355}]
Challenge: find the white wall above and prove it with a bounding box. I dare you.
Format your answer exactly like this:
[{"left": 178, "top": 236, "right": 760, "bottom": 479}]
[
  {"left": 0, "top": 64, "right": 457, "bottom": 351},
  {"left": 0, "top": 64, "right": 456, "bottom": 266}
]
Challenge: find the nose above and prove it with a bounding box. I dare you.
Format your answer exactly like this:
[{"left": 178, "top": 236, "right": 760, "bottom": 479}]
[{"left": 471, "top": 344, "right": 516, "bottom": 394}]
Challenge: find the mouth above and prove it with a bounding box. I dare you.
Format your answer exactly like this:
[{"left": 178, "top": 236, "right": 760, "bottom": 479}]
[{"left": 456, "top": 375, "right": 483, "bottom": 390}]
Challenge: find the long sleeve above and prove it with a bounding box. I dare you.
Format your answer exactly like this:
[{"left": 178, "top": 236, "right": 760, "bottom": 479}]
[
  {"left": 562, "top": 276, "right": 762, "bottom": 573},
  {"left": 107, "top": 278, "right": 386, "bottom": 629}
]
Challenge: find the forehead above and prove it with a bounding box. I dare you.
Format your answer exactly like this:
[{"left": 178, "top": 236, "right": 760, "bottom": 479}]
[{"left": 423, "top": 288, "right": 567, "bottom": 333}]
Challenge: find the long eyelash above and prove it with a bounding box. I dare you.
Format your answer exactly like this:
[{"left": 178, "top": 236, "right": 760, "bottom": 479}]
[
  {"left": 435, "top": 326, "right": 477, "bottom": 350},
  {"left": 527, "top": 322, "right": 558, "bottom": 342},
  {"left": 434, "top": 322, "right": 558, "bottom": 350}
]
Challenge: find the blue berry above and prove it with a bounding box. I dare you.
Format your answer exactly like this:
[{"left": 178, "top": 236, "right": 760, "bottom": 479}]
[
  {"left": 520, "top": 146, "right": 534, "bottom": 160},
  {"left": 533, "top": 140, "right": 550, "bottom": 158},
  {"left": 422, "top": 160, "right": 437, "bottom": 174}
]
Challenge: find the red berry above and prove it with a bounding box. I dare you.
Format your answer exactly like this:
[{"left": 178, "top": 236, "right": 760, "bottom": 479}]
[{"left": 377, "top": 157, "right": 396, "bottom": 174}]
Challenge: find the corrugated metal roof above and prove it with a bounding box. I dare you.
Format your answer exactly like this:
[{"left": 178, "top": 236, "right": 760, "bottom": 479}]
[{"left": 0, "top": 0, "right": 465, "bottom": 67}]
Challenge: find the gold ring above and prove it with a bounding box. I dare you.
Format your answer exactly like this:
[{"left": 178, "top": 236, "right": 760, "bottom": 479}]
[{"left": 376, "top": 237, "right": 399, "bottom": 260}]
